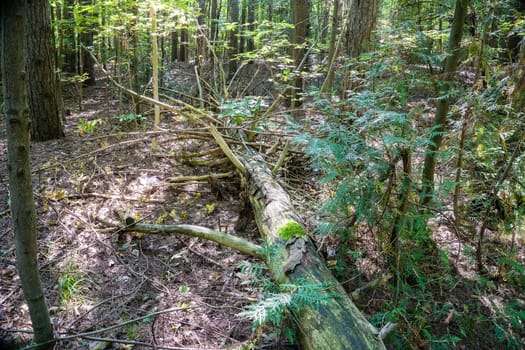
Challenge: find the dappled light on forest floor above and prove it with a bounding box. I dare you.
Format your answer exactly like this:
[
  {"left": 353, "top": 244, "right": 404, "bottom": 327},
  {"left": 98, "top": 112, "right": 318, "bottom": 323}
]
[{"left": 0, "top": 80, "right": 284, "bottom": 349}]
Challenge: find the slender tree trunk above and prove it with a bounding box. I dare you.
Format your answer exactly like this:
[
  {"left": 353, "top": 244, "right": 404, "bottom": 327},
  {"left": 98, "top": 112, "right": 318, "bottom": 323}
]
[
  {"left": 453, "top": 113, "right": 469, "bottom": 224},
  {"left": 321, "top": 0, "right": 331, "bottom": 44},
  {"left": 289, "top": 0, "right": 309, "bottom": 107},
  {"left": 321, "top": 0, "right": 340, "bottom": 94},
  {"left": 171, "top": 29, "right": 179, "bottom": 61},
  {"left": 197, "top": 0, "right": 207, "bottom": 63},
  {"left": 420, "top": 0, "right": 469, "bottom": 206},
  {"left": 239, "top": 1, "right": 246, "bottom": 54},
  {"left": 228, "top": 0, "right": 240, "bottom": 77},
  {"left": 247, "top": 0, "right": 255, "bottom": 52},
  {"left": 390, "top": 147, "right": 412, "bottom": 248},
  {"left": 26, "top": 0, "right": 65, "bottom": 141},
  {"left": 79, "top": 0, "right": 95, "bottom": 85},
  {"left": 210, "top": 0, "right": 219, "bottom": 43},
  {"left": 179, "top": 28, "right": 188, "bottom": 62},
  {"left": 131, "top": 3, "right": 140, "bottom": 115},
  {"left": 150, "top": 2, "right": 160, "bottom": 152},
  {"left": 1, "top": 1, "right": 54, "bottom": 348},
  {"left": 61, "top": 0, "right": 76, "bottom": 74}
]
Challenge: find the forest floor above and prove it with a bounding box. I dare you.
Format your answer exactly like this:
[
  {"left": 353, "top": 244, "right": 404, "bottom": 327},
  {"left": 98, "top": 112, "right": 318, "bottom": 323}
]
[
  {"left": 0, "top": 71, "right": 302, "bottom": 349},
  {"left": 1, "top": 64, "right": 524, "bottom": 350}
]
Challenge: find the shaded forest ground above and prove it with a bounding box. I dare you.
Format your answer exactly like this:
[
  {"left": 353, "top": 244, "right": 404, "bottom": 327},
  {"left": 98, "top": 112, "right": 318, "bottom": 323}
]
[{"left": 0, "top": 62, "right": 524, "bottom": 349}]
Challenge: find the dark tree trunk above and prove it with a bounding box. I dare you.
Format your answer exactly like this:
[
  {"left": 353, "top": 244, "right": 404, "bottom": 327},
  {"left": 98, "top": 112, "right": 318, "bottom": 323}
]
[
  {"left": 26, "top": 0, "right": 65, "bottom": 141},
  {"left": 79, "top": 0, "right": 95, "bottom": 85},
  {"left": 239, "top": 1, "right": 246, "bottom": 54},
  {"left": 247, "top": 0, "right": 255, "bottom": 52},
  {"left": 210, "top": 0, "right": 219, "bottom": 43},
  {"left": 228, "top": 0, "right": 240, "bottom": 76},
  {"left": 171, "top": 30, "right": 179, "bottom": 61},
  {"left": 61, "top": 0, "right": 76, "bottom": 74},
  {"left": 179, "top": 28, "right": 188, "bottom": 62},
  {"left": 1, "top": 1, "right": 54, "bottom": 348}
]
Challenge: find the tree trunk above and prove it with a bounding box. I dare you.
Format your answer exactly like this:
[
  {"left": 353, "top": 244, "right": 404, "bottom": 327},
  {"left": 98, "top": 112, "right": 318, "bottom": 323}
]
[
  {"left": 210, "top": 0, "right": 219, "bottom": 44},
  {"left": 228, "top": 0, "right": 240, "bottom": 77},
  {"left": 239, "top": 1, "right": 246, "bottom": 54},
  {"left": 288, "top": 0, "right": 309, "bottom": 107},
  {"left": 420, "top": 0, "right": 469, "bottom": 206},
  {"left": 345, "top": 0, "right": 380, "bottom": 57},
  {"left": 197, "top": 0, "right": 207, "bottom": 63},
  {"left": 171, "top": 29, "right": 179, "bottom": 62},
  {"left": 321, "top": 0, "right": 331, "bottom": 45},
  {"left": 77, "top": 0, "right": 96, "bottom": 85},
  {"left": 1, "top": 1, "right": 54, "bottom": 348},
  {"left": 150, "top": 3, "right": 160, "bottom": 152},
  {"left": 247, "top": 0, "right": 255, "bottom": 52},
  {"left": 239, "top": 148, "right": 386, "bottom": 350},
  {"left": 26, "top": 0, "right": 65, "bottom": 141},
  {"left": 321, "top": 0, "right": 340, "bottom": 94}
]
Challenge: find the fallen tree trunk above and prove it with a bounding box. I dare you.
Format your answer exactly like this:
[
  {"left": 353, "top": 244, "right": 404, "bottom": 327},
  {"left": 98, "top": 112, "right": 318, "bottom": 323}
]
[
  {"left": 239, "top": 148, "right": 386, "bottom": 350},
  {"left": 88, "top": 47, "right": 386, "bottom": 348}
]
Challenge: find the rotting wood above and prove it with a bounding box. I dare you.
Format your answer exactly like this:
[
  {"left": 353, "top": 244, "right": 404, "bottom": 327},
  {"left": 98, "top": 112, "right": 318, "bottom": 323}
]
[{"left": 238, "top": 147, "right": 386, "bottom": 350}]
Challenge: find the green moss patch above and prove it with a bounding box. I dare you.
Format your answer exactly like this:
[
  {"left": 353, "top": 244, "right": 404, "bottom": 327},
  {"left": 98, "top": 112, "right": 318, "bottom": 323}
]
[{"left": 277, "top": 220, "right": 306, "bottom": 240}]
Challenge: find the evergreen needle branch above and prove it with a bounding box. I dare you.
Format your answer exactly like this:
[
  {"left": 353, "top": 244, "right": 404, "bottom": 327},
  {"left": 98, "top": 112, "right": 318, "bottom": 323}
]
[{"left": 123, "top": 218, "right": 265, "bottom": 258}]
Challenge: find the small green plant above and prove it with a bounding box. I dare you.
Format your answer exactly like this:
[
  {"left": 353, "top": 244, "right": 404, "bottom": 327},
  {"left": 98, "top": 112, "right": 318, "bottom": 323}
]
[
  {"left": 77, "top": 118, "right": 103, "bottom": 135},
  {"left": 114, "top": 113, "right": 145, "bottom": 125},
  {"left": 58, "top": 262, "right": 86, "bottom": 305}
]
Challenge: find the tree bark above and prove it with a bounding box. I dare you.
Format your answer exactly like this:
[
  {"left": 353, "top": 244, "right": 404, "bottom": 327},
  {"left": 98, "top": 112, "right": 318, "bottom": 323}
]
[
  {"left": 26, "top": 0, "right": 65, "bottom": 141},
  {"left": 179, "top": 28, "right": 189, "bottom": 62},
  {"left": 210, "top": 0, "right": 219, "bottom": 44},
  {"left": 420, "top": 0, "right": 469, "bottom": 206},
  {"left": 345, "top": 0, "right": 380, "bottom": 58},
  {"left": 288, "top": 0, "right": 309, "bottom": 107},
  {"left": 239, "top": 147, "right": 386, "bottom": 350},
  {"left": 321, "top": 0, "right": 340, "bottom": 94},
  {"left": 247, "top": 0, "right": 255, "bottom": 52},
  {"left": 1, "top": 1, "right": 54, "bottom": 348},
  {"left": 228, "top": 0, "right": 240, "bottom": 77}
]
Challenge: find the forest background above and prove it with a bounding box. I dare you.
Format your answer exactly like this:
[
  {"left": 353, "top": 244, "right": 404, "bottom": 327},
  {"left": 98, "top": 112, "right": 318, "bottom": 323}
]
[{"left": 1, "top": 0, "right": 525, "bottom": 349}]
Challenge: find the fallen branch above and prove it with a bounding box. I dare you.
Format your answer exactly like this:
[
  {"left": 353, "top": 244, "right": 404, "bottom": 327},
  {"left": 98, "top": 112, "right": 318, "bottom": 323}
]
[
  {"left": 168, "top": 172, "right": 234, "bottom": 183},
  {"left": 122, "top": 218, "right": 265, "bottom": 258},
  {"left": 351, "top": 274, "right": 392, "bottom": 300}
]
